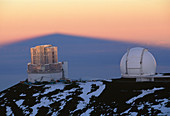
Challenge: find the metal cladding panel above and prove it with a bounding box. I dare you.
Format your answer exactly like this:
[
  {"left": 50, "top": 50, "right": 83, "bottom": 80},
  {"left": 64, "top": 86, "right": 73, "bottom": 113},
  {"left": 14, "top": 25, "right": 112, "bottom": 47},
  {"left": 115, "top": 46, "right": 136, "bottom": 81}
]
[
  {"left": 128, "top": 69, "right": 141, "bottom": 75},
  {"left": 127, "top": 47, "right": 144, "bottom": 69},
  {"left": 127, "top": 57, "right": 141, "bottom": 68}
]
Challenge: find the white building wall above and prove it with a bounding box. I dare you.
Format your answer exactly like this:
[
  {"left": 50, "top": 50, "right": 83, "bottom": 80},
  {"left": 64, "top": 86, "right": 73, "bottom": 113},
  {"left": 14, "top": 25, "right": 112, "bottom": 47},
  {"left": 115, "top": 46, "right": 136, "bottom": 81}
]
[
  {"left": 28, "top": 72, "right": 62, "bottom": 83},
  {"left": 62, "top": 61, "right": 68, "bottom": 79}
]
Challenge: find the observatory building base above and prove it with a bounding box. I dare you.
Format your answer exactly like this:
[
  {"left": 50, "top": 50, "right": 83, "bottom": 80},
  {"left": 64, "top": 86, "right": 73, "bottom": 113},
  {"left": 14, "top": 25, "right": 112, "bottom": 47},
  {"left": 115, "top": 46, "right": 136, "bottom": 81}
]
[
  {"left": 28, "top": 72, "right": 63, "bottom": 83},
  {"left": 121, "top": 76, "right": 155, "bottom": 82},
  {"left": 121, "top": 74, "right": 170, "bottom": 82},
  {"left": 136, "top": 77, "right": 154, "bottom": 82}
]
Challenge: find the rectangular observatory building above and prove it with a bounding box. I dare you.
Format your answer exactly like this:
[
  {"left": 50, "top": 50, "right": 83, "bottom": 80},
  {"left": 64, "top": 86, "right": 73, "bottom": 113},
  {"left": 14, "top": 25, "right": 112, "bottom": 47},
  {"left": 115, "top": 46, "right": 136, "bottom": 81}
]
[{"left": 27, "top": 45, "right": 68, "bottom": 83}]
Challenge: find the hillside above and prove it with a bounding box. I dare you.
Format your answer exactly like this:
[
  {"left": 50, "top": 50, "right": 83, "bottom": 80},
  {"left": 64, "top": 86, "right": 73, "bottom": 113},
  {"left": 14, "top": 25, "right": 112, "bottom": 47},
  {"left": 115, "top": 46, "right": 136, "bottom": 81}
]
[{"left": 0, "top": 79, "right": 170, "bottom": 115}]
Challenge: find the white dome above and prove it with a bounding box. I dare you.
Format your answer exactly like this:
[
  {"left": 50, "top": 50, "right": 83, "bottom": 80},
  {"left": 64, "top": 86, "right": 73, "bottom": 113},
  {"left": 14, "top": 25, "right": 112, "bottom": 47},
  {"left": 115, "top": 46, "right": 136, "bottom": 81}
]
[{"left": 120, "top": 47, "right": 156, "bottom": 77}]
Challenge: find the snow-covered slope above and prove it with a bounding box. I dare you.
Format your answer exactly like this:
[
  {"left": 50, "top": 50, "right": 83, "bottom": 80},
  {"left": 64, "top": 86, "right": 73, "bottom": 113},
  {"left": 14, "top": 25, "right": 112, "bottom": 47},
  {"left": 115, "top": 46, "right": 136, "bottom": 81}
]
[{"left": 0, "top": 80, "right": 170, "bottom": 115}]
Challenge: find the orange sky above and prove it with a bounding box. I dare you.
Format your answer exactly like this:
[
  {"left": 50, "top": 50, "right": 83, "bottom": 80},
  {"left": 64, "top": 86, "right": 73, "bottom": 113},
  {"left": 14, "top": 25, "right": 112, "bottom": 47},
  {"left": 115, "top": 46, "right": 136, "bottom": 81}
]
[{"left": 0, "top": 0, "right": 170, "bottom": 47}]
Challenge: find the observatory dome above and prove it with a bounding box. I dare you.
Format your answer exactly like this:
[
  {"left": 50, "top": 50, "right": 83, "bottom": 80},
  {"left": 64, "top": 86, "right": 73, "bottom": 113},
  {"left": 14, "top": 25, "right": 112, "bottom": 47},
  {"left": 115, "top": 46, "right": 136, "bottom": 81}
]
[{"left": 120, "top": 47, "right": 156, "bottom": 78}]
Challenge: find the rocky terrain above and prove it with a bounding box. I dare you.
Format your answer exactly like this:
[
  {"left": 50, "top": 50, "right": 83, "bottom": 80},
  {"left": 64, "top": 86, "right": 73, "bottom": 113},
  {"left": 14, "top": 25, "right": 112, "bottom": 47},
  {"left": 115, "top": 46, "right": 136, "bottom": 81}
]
[{"left": 0, "top": 79, "right": 170, "bottom": 116}]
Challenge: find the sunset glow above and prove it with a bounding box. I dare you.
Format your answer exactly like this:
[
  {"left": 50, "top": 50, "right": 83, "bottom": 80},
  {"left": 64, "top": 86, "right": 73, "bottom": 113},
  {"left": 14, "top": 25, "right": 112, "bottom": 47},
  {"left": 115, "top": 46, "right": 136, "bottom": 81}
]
[{"left": 0, "top": 0, "right": 170, "bottom": 46}]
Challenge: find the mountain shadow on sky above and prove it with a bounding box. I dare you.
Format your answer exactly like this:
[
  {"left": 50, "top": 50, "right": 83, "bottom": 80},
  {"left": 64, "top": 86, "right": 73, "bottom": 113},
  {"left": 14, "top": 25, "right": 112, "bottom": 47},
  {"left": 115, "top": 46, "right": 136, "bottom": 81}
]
[{"left": 0, "top": 33, "right": 170, "bottom": 90}]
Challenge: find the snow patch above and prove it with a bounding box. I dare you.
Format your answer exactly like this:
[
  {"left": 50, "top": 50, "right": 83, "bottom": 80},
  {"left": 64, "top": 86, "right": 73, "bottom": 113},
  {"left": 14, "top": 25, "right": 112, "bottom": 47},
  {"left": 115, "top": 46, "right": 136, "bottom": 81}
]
[
  {"left": 104, "top": 79, "right": 112, "bottom": 82},
  {"left": 30, "top": 97, "right": 53, "bottom": 116},
  {"left": 59, "top": 98, "right": 72, "bottom": 112},
  {"left": 126, "top": 87, "right": 164, "bottom": 104},
  {"left": 129, "top": 112, "right": 138, "bottom": 115},
  {"left": 51, "top": 88, "right": 77, "bottom": 114},
  {"left": 16, "top": 99, "right": 24, "bottom": 107},
  {"left": 121, "top": 108, "right": 131, "bottom": 115},
  {"left": 43, "top": 83, "right": 66, "bottom": 95},
  {"left": 113, "top": 108, "right": 117, "bottom": 112},
  {"left": 151, "top": 98, "right": 170, "bottom": 115},
  {"left": 51, "top": 88, "right": 77, "bottom": 101},
  {"left": 138, "top": 104, "right": 144, "bottom": 110},
  {"left": 81, "top": 108, "right": 94, "bottom": 116},
  {"left": 20, "top": 105, "right": 30, "bottom": 115},
  {"left": 31, "top": 87, "right": 77, "bottom": 116},
  {"left": 0, "top": 93, "right": 5, "bottom": 98},
  {"left": 74, "top": 82, "right": 105, "bottom": 112},
  {"left": 6, "top": 106, "right": 13, "bottom": 116},
  {"left": 33, "top": 93, "right": 40, "bottom": 97},
  {"left": 1, "top": 104, "right": 5, "bottom": 107},
  {"left": 32, "top": 83, "right": 66, "bottom": 97},
  {"left": 20, "top": 93, "right": 26, "bottom": 96}
]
